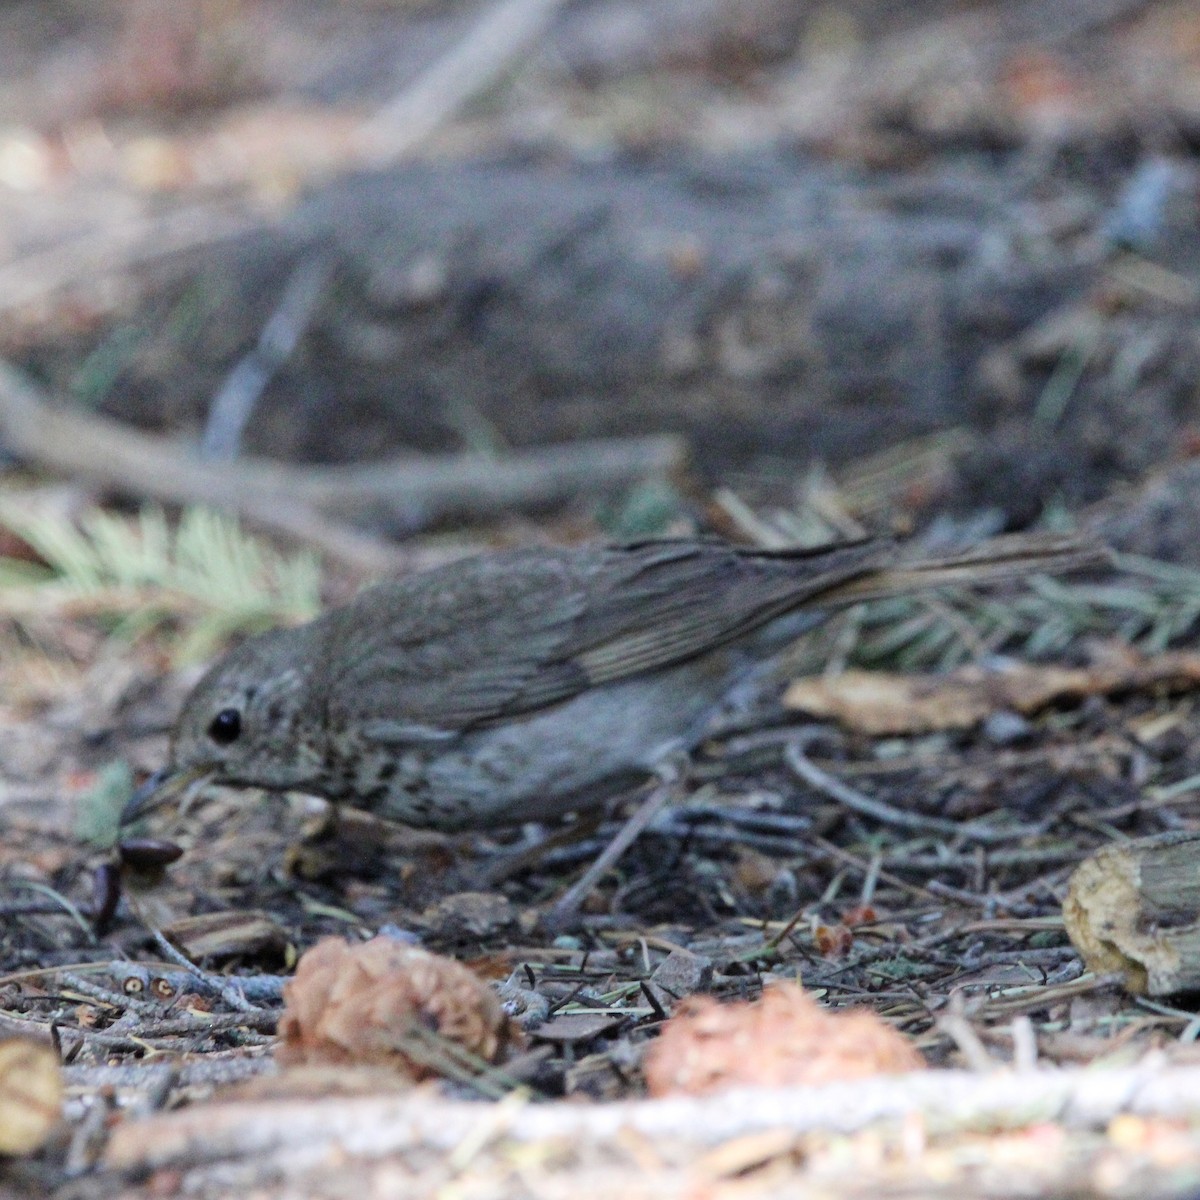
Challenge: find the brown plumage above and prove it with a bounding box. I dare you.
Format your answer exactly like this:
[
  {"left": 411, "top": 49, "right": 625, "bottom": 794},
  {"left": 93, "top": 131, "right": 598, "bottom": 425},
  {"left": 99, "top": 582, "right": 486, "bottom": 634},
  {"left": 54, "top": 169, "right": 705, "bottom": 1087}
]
[{"left": 126, "top": 533, "right": 1101, "bottom": 832}]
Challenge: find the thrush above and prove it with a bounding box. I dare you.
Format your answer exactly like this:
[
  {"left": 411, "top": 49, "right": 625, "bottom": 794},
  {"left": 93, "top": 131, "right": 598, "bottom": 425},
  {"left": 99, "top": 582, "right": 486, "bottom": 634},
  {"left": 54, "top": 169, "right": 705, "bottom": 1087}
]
[{"left": 124, "top": 533, "right": 1099, "bottom": 833}]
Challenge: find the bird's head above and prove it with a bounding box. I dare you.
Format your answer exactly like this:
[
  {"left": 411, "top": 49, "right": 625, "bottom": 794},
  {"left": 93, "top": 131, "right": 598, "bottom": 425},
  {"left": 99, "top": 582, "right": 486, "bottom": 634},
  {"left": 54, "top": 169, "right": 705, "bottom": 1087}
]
[{"left": 122, "top": 623, "right": 328, "bottom": 827}]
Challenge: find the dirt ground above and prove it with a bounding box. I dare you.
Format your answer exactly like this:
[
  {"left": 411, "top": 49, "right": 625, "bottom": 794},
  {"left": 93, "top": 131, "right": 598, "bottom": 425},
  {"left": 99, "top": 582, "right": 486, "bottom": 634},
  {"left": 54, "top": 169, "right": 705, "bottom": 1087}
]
[{"left": 5, "top": 1, "right": 1200, "bottom": 1197}]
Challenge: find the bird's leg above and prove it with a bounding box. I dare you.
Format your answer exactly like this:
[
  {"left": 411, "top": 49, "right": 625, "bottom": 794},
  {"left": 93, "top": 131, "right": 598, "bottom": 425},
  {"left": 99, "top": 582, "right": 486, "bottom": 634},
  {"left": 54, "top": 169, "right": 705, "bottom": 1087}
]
[
  {"left": 284, "top": 799, "right": 442, "bottom": 881},
  {"left": 548, "top": 754, "right": 687, "bottom": 928},
  {"left": 284, "top": 797, "right": 349, "bottom": 880}
]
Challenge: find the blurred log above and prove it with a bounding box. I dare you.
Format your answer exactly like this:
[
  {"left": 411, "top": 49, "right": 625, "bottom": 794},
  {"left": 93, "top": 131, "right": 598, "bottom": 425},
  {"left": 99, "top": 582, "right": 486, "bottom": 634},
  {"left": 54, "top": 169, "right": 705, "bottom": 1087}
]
[
  {"left": 1064, "top": 832, "right": 1200, "bottom": 997},
  {"left": 7, "top": 152, "right": 1199, "bottom": 524},
  {"left": 51, "top": 157, "right": 1088, "bottom": 489}
]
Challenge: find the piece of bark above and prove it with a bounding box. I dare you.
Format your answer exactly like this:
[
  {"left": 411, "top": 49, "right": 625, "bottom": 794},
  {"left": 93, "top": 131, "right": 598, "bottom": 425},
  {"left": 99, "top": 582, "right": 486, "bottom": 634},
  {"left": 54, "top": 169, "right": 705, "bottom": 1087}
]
[
  {"left": 162, "top": 910, "right": 291, "bottom": 963},
  {"left": 1064, "top": 832, "right": 1200, "bottom": 996}
]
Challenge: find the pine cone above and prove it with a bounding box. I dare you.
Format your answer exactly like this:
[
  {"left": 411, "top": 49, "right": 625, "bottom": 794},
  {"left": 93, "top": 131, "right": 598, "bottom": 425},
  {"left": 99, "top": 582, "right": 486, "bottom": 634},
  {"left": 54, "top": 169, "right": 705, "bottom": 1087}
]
[
  {"left": 644, "top": 980, "right": 924, "bottom": 1097},
  {"left": 277, "top": 936, "right": 515, "bottom": 1078}
]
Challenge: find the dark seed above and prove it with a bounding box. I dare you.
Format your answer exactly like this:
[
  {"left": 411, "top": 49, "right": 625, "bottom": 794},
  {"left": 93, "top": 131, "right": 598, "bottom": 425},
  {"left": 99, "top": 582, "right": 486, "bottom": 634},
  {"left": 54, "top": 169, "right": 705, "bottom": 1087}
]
[{"left": 117, "top": 838, "right": 184, "bottom": 869}]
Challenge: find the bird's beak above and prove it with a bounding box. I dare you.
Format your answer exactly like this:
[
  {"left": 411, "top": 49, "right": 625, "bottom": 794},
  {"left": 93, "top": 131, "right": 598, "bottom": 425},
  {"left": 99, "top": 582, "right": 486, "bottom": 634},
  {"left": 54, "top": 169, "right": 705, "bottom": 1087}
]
[{"left": 120, "top": 764, "right": 214, "bottom": 829}]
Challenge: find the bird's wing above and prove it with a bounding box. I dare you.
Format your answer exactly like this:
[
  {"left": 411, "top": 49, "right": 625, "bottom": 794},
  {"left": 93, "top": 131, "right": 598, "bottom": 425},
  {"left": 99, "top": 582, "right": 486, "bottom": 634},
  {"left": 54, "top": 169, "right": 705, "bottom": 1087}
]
[
  {"left": 518, "top": 537, "right": 896, "bottom": 704},
  {"left": 324, "top": 539, "right": 894, "bottom": 740}
]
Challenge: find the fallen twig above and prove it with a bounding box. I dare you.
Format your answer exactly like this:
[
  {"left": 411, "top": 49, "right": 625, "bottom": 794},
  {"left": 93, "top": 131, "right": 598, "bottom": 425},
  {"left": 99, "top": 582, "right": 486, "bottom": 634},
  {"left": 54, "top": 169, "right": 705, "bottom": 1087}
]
[
  {"left": 0, "top": 359, "right": 686, "bottom": 547},
  {"left": 360, "top": 0, "right": 571, "bottom": 164},
  {"left": 200, "top": 253, "right": 335, "bottom": 461},
  {"left": 63, "top": 1055, "right": 274, "bottom": 1093},
  {"left": 103, "top": 1064, "right": 1200, "bottom": 1175},
  {"left": 784, "top": 734, "right": 1048, "bottom": 845}
]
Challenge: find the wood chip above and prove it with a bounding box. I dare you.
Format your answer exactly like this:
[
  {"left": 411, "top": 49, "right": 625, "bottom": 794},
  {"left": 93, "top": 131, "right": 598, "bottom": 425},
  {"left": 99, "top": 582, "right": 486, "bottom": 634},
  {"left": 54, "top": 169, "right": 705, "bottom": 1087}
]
[
  {"left": 0, "top": 1038, "right": 63, "bottom": 1155},
  {"left": 163, "top": 910, "right": 290, "bottom": 961},
  {"left": 1064, "top": 831, "right": 1200, "bottom": 996},
  {"left": 530, "top": 1012, "right": 623, "bottom": 1043}
]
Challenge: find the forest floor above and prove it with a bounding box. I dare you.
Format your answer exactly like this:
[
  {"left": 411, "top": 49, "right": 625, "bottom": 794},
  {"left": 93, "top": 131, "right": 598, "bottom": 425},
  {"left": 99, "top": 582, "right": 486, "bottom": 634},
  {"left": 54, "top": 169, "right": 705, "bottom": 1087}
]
[{"left": 4, "top": 0, "right": 1200, "bottom": 1196}]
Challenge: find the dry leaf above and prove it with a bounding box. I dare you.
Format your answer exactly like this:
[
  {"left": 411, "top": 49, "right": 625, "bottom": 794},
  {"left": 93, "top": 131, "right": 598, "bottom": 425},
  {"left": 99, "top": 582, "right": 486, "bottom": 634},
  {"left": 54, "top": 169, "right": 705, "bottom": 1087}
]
[
  {"left": 0, "top": 1038, "right": 63, "bottom": 1155},
  {"left": 694, "top": 1129, "right": 800, "bottom": 1179},
  {"left": 277, "top": 936, "right": 516, "bottom": 1080},
  {"left": 783, "top": 648, "right": 1200, "bottom": 736},
  {"left": 643, "top": 981, "right": 924, "bottom": 1097}
]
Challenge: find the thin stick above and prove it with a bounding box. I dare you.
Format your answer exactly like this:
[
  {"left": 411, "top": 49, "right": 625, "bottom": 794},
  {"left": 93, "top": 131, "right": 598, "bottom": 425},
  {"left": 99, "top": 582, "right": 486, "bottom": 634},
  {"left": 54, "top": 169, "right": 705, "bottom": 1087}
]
[
  {"left": 784, "top": 733, "right": 1047, "bottom": 845},
  {"left": 550, "top": 764, "right": 683, "bottom": 925},
  {"left": 201, "top": 254, "right": 334, "bottom": 461},
  {"left": 937, "top": 992, "right": 996, "bottom": 1071},
  {"left": 0, "top": 203, "right": 260, "bottom": 316},
  {"left": 359, "top": 0, "right": 570, "bottom": 163}
]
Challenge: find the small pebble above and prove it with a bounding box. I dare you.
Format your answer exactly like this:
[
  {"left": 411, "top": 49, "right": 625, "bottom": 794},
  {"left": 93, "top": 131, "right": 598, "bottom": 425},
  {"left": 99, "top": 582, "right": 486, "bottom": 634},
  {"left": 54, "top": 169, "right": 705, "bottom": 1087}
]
[
  {"left": 649, "top": 948, "right": 714, "bottom": 999},
  {"left": 982, "top": 710, "right": 1033, "bottom": 746}
]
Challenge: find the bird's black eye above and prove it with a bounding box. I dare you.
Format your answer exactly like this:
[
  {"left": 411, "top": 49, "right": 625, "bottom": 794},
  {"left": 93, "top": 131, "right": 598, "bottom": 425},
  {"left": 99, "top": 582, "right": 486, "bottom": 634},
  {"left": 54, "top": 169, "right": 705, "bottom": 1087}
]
[{"left": 207, "top": 708, "right": 242, "bottom": 745}]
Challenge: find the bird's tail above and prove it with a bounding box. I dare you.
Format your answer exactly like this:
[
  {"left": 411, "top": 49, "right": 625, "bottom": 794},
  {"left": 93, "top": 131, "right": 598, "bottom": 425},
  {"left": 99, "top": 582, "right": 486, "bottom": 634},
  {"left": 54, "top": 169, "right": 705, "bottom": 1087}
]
[{"left": 817, "top": 532, "right": 1108, "bottom": 605}]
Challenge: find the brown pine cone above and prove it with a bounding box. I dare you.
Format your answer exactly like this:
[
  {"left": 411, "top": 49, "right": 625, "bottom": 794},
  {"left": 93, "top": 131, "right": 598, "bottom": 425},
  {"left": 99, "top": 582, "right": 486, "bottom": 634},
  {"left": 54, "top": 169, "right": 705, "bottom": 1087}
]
[
  {"left": 644, "top": 981, "right": 924, "bottom": 1097},
  {"left": 277, "top": 936, "right": 515, "bottom": 1078}
]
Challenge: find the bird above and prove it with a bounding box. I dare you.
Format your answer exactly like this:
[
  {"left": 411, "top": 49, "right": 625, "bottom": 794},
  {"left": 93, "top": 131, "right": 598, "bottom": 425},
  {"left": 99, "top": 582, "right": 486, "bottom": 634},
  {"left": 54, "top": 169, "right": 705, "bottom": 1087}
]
[{"left": 123, "top": 533, "right": 1100, "bottom": 834}]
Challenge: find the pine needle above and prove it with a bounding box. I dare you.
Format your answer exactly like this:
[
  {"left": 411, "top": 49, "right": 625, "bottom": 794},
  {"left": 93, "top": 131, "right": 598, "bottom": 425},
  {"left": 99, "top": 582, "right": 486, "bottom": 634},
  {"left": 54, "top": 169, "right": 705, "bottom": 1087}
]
[{"left": 0, "top": 504, "right": 322, "bottom": 662}]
